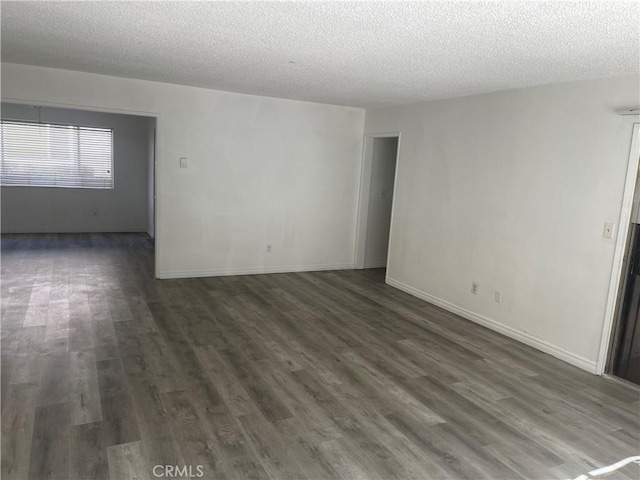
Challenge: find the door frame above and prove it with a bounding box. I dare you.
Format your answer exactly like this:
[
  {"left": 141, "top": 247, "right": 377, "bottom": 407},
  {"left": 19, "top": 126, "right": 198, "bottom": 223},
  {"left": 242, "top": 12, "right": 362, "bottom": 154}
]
[
  {"left": 354, "top": 132, "right": 401, "bottom": 270},
  {"left": 2, "top": 97, "right": 162, "bottom": 279},
  {"left": 596, "top": 122, "right": 640, "bottom": 374}
]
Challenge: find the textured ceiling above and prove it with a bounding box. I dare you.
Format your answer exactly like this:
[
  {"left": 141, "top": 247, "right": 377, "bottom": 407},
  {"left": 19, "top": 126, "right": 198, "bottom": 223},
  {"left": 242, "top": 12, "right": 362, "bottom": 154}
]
[{"left": 1, "top": 1, "right": 638, "bottom": 108}]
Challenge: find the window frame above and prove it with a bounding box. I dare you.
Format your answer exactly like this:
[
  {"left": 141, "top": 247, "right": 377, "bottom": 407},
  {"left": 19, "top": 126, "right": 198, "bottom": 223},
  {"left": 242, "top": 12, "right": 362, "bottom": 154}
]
[{"left": 0, "top": 119, "right": 115, "bottom": 190}]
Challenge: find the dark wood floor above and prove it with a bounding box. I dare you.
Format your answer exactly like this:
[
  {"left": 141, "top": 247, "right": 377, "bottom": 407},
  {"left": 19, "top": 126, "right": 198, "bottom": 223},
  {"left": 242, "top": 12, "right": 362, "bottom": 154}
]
[{"left": 1, "top": 233, "right": 639, "bottom": 480}]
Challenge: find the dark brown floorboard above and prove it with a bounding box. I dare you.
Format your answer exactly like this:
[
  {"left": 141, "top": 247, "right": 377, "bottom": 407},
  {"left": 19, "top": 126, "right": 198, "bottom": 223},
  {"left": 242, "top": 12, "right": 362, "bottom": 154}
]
[{"left": 1, "top": 233, "right": 639, "bottom": 480}]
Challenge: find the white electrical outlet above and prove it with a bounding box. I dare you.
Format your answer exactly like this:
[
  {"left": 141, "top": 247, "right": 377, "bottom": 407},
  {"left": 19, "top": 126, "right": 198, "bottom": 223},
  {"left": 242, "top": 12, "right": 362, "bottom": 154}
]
[
  {"left": 471, "top": 282, "right": 479, "bottom": 295},
  {"left": 603, "top": 222, "right": 615, "bottom": 239},
  {"left": 494, "top": 291, "right": 502, "bottom": 303},
  {"left": 266, "top": 244, "right": 272, "bottom": 253}
]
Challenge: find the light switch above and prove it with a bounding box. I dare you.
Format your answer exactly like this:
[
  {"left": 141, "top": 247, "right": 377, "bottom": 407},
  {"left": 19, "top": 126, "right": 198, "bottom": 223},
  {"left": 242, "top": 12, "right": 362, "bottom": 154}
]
[
  {"left": 179, "top": 157, "right": 188, "bottom": 168},
  {"left": 603, "top": 222, "right": 615, "bottom": 239}
]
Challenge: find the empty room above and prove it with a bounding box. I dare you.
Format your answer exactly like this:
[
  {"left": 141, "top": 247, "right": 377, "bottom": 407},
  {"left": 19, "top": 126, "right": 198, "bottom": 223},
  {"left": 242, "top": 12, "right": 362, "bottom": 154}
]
[{"left": 1, "top": 2, "right": 639, "bottom": 480}]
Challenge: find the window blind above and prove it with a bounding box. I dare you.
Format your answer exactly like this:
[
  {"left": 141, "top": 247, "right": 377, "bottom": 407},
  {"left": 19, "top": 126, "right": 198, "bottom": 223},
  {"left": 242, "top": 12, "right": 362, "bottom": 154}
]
[{"left": 0, "top": 120, "right": 114, "bottom": 189}]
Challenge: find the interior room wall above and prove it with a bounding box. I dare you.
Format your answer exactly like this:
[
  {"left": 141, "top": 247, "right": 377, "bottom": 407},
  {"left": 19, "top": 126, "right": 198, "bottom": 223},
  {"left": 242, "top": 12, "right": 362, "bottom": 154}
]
[
  {"left": 364, "top": 137, "right": 398, "bottom": 268},
  {"left": 147, "top": 119, "right": 156, "bottom": 238},
  {"left": 365, "top": 74, "right": 640, "bottom": 372},
  {"left": 1, "top": 63, "right": 365, "bottom": 277},
  {"left": 1, "top": 102, "right": 152, "bottom": 233}
]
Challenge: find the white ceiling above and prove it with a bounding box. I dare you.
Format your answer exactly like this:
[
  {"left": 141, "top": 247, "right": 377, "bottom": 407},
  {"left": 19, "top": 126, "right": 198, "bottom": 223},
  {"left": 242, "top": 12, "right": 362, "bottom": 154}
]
[{"left": 1, "top": 1, "right": 638, "bottom": 108}]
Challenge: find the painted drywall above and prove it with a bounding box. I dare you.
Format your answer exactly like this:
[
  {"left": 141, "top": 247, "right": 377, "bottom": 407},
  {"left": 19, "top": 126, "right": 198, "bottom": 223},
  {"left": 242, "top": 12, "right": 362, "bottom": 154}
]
[
  {"left": 365, "top": 75, "right": 640, "bottom": 372},
  {"left": 364, "top": 137, "right": 397, "bottom": 268},
  {"left": 1, "top": 63, "right": 365, "bottom": 277},
  {"left": 147, "top": 119, "right": 156, "bottom": 238},
  {"left": 1, "top": 103, "right": 152, "bottom": 233}
]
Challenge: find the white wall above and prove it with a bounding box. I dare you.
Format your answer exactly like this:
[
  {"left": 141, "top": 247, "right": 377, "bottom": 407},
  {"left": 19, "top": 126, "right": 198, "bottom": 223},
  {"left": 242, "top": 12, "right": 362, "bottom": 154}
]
[
  {"left": 364, "top": 137, "right": 397, "bottom": 268},
  {"left": 1, "top": 103, "right": 152, "bottom": 233},
  {"left": 147, "top": 119, "right": 156, "bottom": 238},
  {"left": 365, "top": 75, "right": 640, "bottom": 371},
  {"left": 1, "top": 63, "right": 365, "bottom": 277}
]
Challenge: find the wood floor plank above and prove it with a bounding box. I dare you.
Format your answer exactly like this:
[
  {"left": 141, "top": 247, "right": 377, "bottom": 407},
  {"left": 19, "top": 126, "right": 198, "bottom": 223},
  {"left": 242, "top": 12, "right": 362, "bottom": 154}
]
[
  {"left": 69, "top": 350, "right": 103, "bottom": 425},
  {"left": 96, "top": 358, "right": 141, "bottom": 446},
  {"left": 10, "top": 354, "right": 43, "bottom": 385},
  {"left": 1, "top": 383, "right": 38, "bottom": 480},
  {"left": 386, "top": 410, "right": 494, "bottom": 480},
  {"left": 262, "top": 362, "right": 343, "bottom": 443},
  {"left": 43, "top": 299, "right": 69, "bottom": 343},
  {"left": 160, "top": 390, "right": 226, "bottom": 479},
  {"left": 274, "top": 417, "right": 344, "bottom": 480},
  {"left": 402, "top": 374, "right": 565, "bottom": 469},
  {"left": 289, "top": 368, "right": 413, "bottom": 480},
  {"left": 106, "top": 441, "right": 150, "bottom": 480},
  {"left": 126, "top": 372, "right": 186, "bottom": 471},
  {"left": 69, "top": 301, "right": 95, "bottom": 351},
  {"left": 28, "top": 403, "right": 70, "bottom": 480},
  {"left": 194, "top": 345, "right": 261, "bottom": 417},
  {"left": 316, "top": 438, "right": 372, "bottom": 480},
  {"left": 124, "top": 295, "right": 160, "bottom": 334},
  {"left": 106, "top": 287, "right": 134, "bottom": 323},
  {"left": 36, "top": 353, "right": 69, "bottom": 407},
  {"left": 69, "top": 422, "right": 109, "bottom": 480},
  {"left": 196, "top": 403, "right": 270, "bottom": 480},
  {"left": 1, "top": 233, "right": 638, "bottom": 480},
  {"left": 236, "top": 412, "right": 309, "bottom": 480},
  {"left": 218, "top": 348, "right": 293, "bottom": 422}
]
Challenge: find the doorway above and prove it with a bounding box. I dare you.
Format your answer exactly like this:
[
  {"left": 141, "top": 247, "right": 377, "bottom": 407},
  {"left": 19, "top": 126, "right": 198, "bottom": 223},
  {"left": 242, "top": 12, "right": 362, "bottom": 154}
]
[
  {"left": 612, "top": 220, "right": 640, "bottom": 384},
  {"left": 600, "top": 122, "right": 640, "bottom": 381},
  {"left": 0, "top": 101, "right": 159, "bottom": 277},
  {"left": 355, "top": 134, "right": 400, "bottom": 270},
  {"left": 608, "top": 161, "right": 640, "bottom": 385}
]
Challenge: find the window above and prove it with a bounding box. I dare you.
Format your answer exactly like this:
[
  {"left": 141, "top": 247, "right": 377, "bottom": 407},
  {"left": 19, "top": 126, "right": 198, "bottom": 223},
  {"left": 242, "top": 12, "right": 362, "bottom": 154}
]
[{"left": 0, "top": 120, "right": 114, "bottom": 189}]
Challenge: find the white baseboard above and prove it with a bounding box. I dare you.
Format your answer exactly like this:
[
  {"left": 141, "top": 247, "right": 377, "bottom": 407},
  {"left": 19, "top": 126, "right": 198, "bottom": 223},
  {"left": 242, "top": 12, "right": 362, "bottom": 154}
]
[
  {"left": 157, "top": 263, "right": 355, "bottom": 280},
  {"left": 1, "top": 227, "right": 148, "bottom": 234},
  {"left": 386, "top": 277, "right": 597, "bottom": 373}
]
